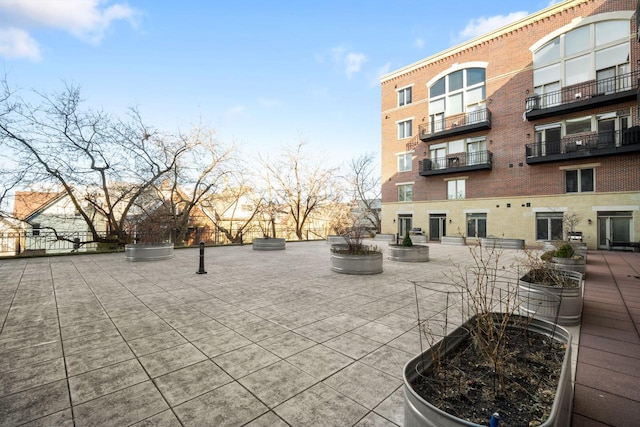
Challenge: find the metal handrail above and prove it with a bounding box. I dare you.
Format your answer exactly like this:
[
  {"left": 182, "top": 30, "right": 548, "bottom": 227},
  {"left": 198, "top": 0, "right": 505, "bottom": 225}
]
[
  {"left": 418, "top": 108, "right": 491, "bottom": 136},
  {"left": 525, "top": 128, "right": 640, "bottom": 157},
  {"left": 525, "top": 69, "right": 640, "bottom": 111},
  {"left": 420, "top": 150, "right": 493, "bottom": 172}
]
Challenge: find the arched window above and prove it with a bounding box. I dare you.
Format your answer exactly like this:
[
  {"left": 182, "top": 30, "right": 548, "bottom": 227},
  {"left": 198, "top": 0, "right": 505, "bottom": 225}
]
[
  {"left": 428, "top": 68, "right": 486, "bottom": 132},
  {"left": 532, "top": 19, "right": 630, "bottom": 105}
]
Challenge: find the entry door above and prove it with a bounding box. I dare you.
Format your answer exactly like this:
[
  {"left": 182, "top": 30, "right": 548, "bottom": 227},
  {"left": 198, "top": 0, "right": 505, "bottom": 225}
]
[
  {"left": 429, "top": 215, "right": 446, "bottom": 241},
  {"left": 598, "top": 212, "right": 632, "bottom": 249},
  {"left": 398, "top": 215, "right": 412, "bottom": 239}
]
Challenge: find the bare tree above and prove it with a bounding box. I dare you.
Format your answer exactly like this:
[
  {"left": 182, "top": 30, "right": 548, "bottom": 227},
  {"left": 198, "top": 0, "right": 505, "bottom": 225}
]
[
  {"left": 135, "top": 125, "right": 239, "bottom": 245},
  {"left": 0, "top": 80, "right": 188, "bottom": 245},
  {"left": 348, "top": 152, "right": 381, "bottom": 232},
  {"left": 261, "top": 139, "right": 342, "bottom": 240}
]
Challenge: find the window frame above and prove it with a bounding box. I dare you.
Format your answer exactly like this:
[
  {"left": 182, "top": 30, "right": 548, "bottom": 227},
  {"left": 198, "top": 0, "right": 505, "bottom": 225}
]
[
  {"left": 397, "top": 183, "right": 413, "bottom": 202},
  {"left": 397, "top": 86, "right": 413, "bottom": 107},
  {"left": 397, "top": 152, "right": 412, "bottom": 172},
  {"left": 447, "top": 179, "right": 466, "bottom": 200},
  {"left": 536, "top": 212, "right": 564, "bottom": 241},
  {"left": 397, "top": 119, "right": 413, "bottom": 139},
  {"left": 565, "top": 168, "right": 595, "bottom": 193},
  {"left": 466, "top": 213, "right": 487, "bottom": 238}
]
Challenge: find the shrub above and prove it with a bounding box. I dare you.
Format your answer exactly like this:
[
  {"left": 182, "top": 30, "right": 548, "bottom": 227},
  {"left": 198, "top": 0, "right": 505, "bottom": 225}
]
[
  {"left": 554, "top": 243, "right": 574, "bottom": 259},
  {"left": 402, "top": 233, "right": 413, "bottom": 247}
]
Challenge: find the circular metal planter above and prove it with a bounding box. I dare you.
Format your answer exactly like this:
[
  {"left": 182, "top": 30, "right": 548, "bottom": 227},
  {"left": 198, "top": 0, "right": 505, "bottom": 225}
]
[
  {"left": 388, "top": 245, "right": 429, "bottom": 262},
  {"left": 518, "top": 269, "right": 584, "bottom": 326},
  {"left": 479, "top": 237, "right": 525, "bottom": 250},
  {"left": 330, "top": 250, "right": 383, "bottom": 275},
  {"left": 552, "top": 256, "right": 586, "bottom": 275},
  {"left": 403, "top": 315, "right": 573, "bottom": 427},
  {"left": 252, "top": 238, "right": 286, "bottom": 251},
  {"left": 441, "top": 236, "right": 466, "bottom": 246},
  {"left": 125, "top": 243, "right": 174, "bottom": 262}
]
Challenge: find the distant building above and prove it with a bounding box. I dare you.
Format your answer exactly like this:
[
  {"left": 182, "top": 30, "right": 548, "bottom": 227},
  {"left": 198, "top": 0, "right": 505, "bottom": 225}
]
[{"left": 381, "top": 0, "right": 640, "bottom": 248}]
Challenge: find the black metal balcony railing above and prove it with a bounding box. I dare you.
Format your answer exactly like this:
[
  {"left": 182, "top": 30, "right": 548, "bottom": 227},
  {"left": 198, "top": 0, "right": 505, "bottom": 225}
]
[
  {"left": 419, "top": 108, "right": 491, "bottom": 141},
  {"left": 524, "top": 70, "right": 640, "bottom": 120},
  {"left": 525, "top": 128, "right": 640, "bottom": 164},
  {"left": 419, "top": 150, "right": 493, "bottom": 176}
]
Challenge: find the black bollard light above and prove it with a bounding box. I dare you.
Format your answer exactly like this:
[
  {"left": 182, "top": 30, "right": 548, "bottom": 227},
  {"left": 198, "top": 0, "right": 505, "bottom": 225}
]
[{"left": 196, "top": 241, "right": 207, "bottom": 274}]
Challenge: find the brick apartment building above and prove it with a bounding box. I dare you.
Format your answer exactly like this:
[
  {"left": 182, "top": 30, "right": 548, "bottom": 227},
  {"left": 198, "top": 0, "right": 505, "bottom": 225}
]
[{"left": 380, "top": 0, "right": 640, "bottom": 249}]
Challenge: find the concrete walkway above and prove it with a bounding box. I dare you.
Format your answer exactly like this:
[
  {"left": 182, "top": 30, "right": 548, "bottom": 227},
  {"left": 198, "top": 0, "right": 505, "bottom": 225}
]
[{"left": 0, "top": 241, "right": 635, "bottom": 426}]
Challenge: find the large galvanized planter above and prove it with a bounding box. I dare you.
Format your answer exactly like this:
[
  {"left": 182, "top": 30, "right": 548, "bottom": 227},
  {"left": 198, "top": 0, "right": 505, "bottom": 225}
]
[
  {"left": 253, "top": 238, "right": 286, "bottom": 251},
  {"left": 479, "top": 237, "right": 525, "bottom": 250},
  {"left": 404, "top": 315, "right": 573, "bottom": 427},
  {"left": 326, "top": 235, "right": 346, "bottom": 244},
  {"left": 330, "top": 245, "right": 383, "bottom": 275},
  {"left": 410, "top": 235, "right": 428, "bottom": 245},
  {"left": 441, "top": 236, "right": 466, "bottom": 246},
  {"left": 518, "top": 269, "right": 584, "bottom": 326},
  {"left": 125, "top": 243, "right": 174, "bottom": 262},
  {"left": 552, "top": 256, "right": 586, "bottom": 275},
  {"left": 388, "top": 245, "right": 429, "bottom": 262}
]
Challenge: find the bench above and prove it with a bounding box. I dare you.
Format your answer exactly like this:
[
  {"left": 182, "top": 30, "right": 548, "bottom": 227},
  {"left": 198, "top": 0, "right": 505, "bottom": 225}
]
[{"left": 607, "top": 239, "right": 640, "bottom": 252}]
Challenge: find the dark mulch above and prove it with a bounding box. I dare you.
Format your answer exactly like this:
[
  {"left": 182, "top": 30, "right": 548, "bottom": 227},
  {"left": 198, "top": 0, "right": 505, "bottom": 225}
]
[{"left": 410, "top": 326, "right": 566, "bottom": 426}]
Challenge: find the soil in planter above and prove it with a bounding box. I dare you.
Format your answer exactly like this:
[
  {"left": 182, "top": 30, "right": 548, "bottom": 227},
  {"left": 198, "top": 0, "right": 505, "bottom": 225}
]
[
  {"left": 410, "top": 328, "right": 565, "bottom": 426},
  {"left": 521, "top": 268, "right": 580, "bottom": 288}
]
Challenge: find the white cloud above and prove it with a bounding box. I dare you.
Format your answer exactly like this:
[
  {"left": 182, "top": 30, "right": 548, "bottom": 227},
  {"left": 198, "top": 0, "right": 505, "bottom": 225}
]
[
  {"left": 323, "top": 45, "right": 367, "bottom": 79},
  {"left": 414, "top": 37, "right": 425, "bottom": 49},
  {"left": 0, "top": 27, "right": 40, "bottom": 61},
  {"left": 226, "top": 105, "right": 245, "bottom": 117},
  {"left": 0, "top": 0, "right": 138, "bottom": 60},
  {"left": 457, "top": 11, "right": 529, "bottom": 41},
  {"left": 345, "top": 52, "right": 366, "bottom": 79}
]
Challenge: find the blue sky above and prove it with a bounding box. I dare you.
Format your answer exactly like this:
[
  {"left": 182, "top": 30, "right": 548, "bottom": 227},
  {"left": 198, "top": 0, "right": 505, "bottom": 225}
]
[{"left": 0, "top": 0, "right": 561, "bottom": 166}]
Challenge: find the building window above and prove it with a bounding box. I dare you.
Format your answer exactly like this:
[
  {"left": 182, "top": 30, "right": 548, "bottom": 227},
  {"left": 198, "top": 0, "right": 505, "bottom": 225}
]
[
  {"left": 32, "top": 223, "right": 41, "bottom": 236},
  {"left": 467, "top": 213, "right": 487, "bottom": 238},
  {"left": 565, "top": 168, "right": 594, "bottom": 193},
  {"left": 398, "top": 184, "right": 413, "bottom": 202},
  {"left": 536, "top": 212, "right": 563, "bottom": 240},
  {"left": 398, "top": 120, "right": 412, "bottom": 139},
  {"left": 428, "top": 67, "right": 486, "bottom": 132},
  {"left": 397, "top": 153, "right": 412, "bottom": 172},
  {"left": 447, "top": 179, "right": 465, "bottom": 199},
  {"left": 533, "top": 19, "right": 629, "bottom": 96},
  {"left": 398, "top": 86, "right": 412, "bottom": 107}
]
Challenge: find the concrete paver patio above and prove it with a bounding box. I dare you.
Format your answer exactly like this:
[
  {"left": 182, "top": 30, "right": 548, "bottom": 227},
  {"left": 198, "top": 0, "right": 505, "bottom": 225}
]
[{"left": 0, "top": 241, "right": 625, "bottom": 426}]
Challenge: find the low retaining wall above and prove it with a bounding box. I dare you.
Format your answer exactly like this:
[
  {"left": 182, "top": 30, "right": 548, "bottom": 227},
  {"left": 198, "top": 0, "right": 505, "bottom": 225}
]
[
  {"left": 253, "top": 238, "right": 286, "bottom": 251},
  {"left": 374, "top": 234, "right": 396, "bottom": 242}
]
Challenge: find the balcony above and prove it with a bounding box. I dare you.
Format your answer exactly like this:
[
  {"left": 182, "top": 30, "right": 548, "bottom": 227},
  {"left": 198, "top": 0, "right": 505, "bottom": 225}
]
[
  {"left": 419, "top": 150, "right": 493, "bottom": 176},
  {"left": 418, "top": 108, "right": 491, "bottom": 142},
  {"left": 525, "top": 128, "right": 640, "bottom": 164},
  {"left": 524, "top": 70, "right": 640, "bottom": 120}
]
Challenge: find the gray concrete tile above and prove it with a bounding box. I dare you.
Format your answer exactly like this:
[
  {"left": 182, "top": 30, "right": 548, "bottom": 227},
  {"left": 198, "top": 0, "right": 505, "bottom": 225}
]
[
  {"left": 0, "top": 328, "right": 60, "bottom": 353},
  {"left": 128, "top": 330, "right": 188, "bottom": 357},
  {"left": 0, "top": 379, "right": 70, "bottom": 427},
  {"left": 115, "top": 316, "right": 174, "bottom": 341},
  {"left": 73, "top": 381, "right": 169, "bottom": 427},
  {"left": 216, "top": 311, "right": 265, "bottom": 328},
  {"left": 212, "top": 343, "right": 280, "bottom": 379},
  {"left": 355, "top": 412, "right": 399, "bottom": 426},
  {"left": 0, "top": 357, "right": 66, "bottom": 397},
  {"left": 131, "top": 409, "right": 182, "bottom": 427},
  {"left": 239, "top": 360, "right": 317, "bottom": 407},
  {"left": 323, "top": 362, "right": 402, "bottom": 409},
  {"left": 286, "top": 344, "right": 354, "bottom": 380},
  {"left": 373, "top": 387, "right": 404, "bottom": 426},
  {"left": 68, "top": 359, "right": 149, "bottom": 404},
  {"left": 293, "top": 320, "right": 346, "bottom": 342},
  {"left": 257, "top": 331, "right": 316, "bottom": 358},
  {"left": 65, "top": 341, "right": 135, "bottom": 376},
  {"left": 19, "top": 408, "right": 74, "bottom": 427},
  {"left": 63, "top": 329, "right": 125, "bottom": 355},
  {"left": 244, "top": 411, "right": 289, "bottom": 427},
  {"left": 191, "top": 329, "right": 252, "bottom": 358},
  {"left": 0, "top": 340, "right": 62, "bottom": 373},
  {"left": 175, "top": 319, "right": 229, "bottom": 341},
  {"left": 173, "top": 381, "right": 267, "bottom": 426},
  {"left": 235, "top": 320, "right": 289, "bottom": 342},
  {"left": 351, "top": 321, "right": 406, "bottom": 344},
  {"left": 360, "top": 345, "right": 415, "bottom": 379},
  {"left": 60, "top": 318, "right": 117, "bottom": 340},
  {"left": 322, "top": 313, "right": 370, "bottom": 331},
  {"left": 154, "top": 360, "right": 233, "bottom": 406},
  {"left": 323, "top": 332, "right": 383, "bottom": 359},
  {"left": 274, "top": 382, "right": 369, "bottom": 426},
  {"left": 139, "top": 342, "right": 207, "bottom": 378}
]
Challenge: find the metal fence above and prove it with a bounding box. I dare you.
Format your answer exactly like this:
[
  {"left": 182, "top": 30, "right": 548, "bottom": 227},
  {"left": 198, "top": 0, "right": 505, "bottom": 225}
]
[{"left": 0, "top": 227, "right": 330, "bottom": 257}]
